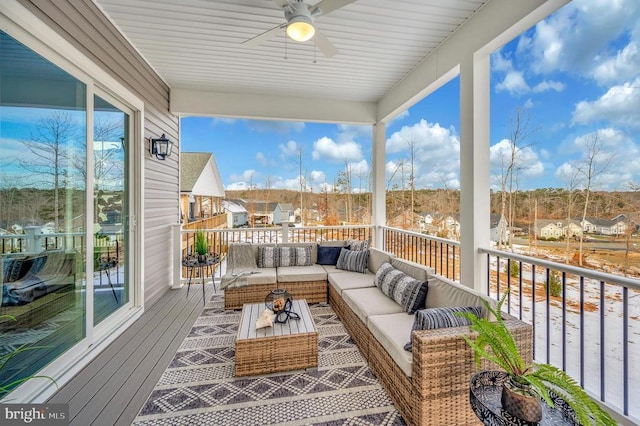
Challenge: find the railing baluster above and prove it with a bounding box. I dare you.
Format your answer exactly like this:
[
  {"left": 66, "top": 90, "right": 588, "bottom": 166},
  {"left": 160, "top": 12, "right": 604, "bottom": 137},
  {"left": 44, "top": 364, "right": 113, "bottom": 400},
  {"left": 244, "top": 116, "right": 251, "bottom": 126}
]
[
  {"left": 532, "top": 264, "right": 536, "bottom": 359},
  {"left": 580, "top": 276, "right": 585, "bottom": 388},
  {"left": 506, "top": 258, "right": 511, "bottom": 315},
  {"left": 623, "top": 286, "right": 628, "bottom": 416},
  {"left": 561, "top": 271, "right": 566, "bottom": 372},
  {"left": 600, "top": 280, "right": 605, "bottom": 402},
  {"left": 545, "top": 268, "right": 550, "bottom": 364}
]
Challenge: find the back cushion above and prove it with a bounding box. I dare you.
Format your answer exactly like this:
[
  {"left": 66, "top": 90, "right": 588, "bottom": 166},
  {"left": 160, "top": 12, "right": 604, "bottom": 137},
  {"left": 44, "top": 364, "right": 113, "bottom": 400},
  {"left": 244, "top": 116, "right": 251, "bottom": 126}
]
[
  {"left": 426, "top": 275, "right": 496, "bottom": 320},
  {"left": 368, "top": 248, "right": 394, "bottom": 274},
  {"left": 391, "top": 258, "right": 433, "bottom": 281},
  {"left": 278, "top": 243, "right": 317, "bottom": 264}
]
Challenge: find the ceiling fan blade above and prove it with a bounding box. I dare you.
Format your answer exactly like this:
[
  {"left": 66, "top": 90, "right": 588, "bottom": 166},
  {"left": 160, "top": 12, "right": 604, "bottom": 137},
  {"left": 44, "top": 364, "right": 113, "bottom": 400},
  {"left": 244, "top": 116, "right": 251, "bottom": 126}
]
[
  {"left": 314, "top": 30, "right": 338, "bottom": 57},
  {"left": 271, "top": 0, "right": 290, "bottom": 8},
  {"left": 310, "top": 0, "right": 357, "bottom": 16},
  {"left": 243, "top": 23, "right": 286, "bottom": 48}
]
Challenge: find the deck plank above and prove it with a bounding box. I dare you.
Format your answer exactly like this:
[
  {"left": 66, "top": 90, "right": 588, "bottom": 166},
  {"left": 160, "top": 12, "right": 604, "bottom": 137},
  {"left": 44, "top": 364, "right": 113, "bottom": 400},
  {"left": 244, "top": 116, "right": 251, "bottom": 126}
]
[{"left": 47, "top": 284, "right": 207, "bottom": 426}]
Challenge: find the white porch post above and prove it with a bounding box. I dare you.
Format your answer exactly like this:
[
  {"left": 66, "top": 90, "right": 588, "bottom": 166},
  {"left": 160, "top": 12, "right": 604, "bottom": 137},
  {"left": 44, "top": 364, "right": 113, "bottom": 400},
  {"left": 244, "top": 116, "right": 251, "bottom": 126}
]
[
  {"left": 459, "top": 53, "right": 491, "bottom": 293},
  {"left": 372, "top": 122, "right": 386, "bottom": 248}
]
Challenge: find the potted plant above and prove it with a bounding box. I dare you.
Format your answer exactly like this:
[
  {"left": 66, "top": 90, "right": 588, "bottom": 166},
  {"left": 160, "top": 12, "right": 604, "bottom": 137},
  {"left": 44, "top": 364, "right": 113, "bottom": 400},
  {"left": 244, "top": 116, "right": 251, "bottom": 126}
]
[
  {"left": 194, "top": 229, "right": 208, "bottom": 262},
  {"left": 457, "top": 290, "right": 616, "bottom": 425}
]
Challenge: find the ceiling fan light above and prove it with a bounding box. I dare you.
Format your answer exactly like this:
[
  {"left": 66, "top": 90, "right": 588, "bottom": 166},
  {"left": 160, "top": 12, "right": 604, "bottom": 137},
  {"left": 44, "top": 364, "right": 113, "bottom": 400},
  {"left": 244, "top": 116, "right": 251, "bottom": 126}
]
[{"left": 286, "top": 15, "right": 315, "bottom": 42}]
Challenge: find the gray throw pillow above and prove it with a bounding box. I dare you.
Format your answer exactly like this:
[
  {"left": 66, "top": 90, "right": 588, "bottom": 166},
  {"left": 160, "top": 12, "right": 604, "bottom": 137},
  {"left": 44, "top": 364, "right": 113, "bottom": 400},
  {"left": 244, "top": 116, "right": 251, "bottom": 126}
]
[
  {"left": 404, "top": 306, "right": 483, "bottom": 352},
  {"left": 257, "top": 246, "right": 279, "bottom": 268},
  {"left": 375, "top": 262, "right": 428, "bottom": 314},
  {"left": 335, "top": 248, "right": 368, "bottom": 273}
]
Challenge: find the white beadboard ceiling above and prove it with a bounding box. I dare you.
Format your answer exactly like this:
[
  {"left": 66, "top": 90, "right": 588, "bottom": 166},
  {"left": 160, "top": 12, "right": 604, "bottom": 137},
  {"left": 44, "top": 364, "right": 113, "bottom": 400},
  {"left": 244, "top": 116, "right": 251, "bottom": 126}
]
[{"left": 95, "top": 0, "right": 486, "bottom": 104}]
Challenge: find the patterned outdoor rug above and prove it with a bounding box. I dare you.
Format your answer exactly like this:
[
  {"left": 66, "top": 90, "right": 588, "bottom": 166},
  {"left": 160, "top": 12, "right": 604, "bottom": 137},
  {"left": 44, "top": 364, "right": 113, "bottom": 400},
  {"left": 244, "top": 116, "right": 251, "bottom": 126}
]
[{"left": 133, "top": 293, "right": 405, "bottom": 425}]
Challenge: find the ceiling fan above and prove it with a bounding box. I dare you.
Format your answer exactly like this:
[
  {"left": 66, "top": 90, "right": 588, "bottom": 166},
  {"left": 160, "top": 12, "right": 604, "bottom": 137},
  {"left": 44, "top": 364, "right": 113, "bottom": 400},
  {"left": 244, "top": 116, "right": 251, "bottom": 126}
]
[{"left": 242, "top": 0, "right": 357, "bottom": 58}]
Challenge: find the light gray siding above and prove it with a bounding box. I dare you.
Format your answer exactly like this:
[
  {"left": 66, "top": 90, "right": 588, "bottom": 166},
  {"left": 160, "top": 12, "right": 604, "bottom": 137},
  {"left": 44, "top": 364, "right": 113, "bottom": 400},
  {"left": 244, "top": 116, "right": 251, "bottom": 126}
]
[{"left": 18, "top": 0, "right": 180, "bottom": 306}]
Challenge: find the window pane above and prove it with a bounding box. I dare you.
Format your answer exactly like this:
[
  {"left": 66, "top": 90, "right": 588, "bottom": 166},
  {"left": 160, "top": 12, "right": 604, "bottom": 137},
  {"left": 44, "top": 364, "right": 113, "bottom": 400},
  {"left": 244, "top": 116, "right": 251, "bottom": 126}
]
[
  {"left": 93, "top": 95, "right": 129, "bottom": 325},
  {"left": 0, "top": 31, "right": 86, "bottom": 397}
]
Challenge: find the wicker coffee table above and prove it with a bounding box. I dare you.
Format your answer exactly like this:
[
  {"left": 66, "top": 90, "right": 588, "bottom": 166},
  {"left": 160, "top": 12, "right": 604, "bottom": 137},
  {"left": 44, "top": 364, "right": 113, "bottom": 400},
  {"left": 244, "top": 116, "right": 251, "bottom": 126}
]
[{"left": 235, "top": 299, "right": 318, "bottom": 377}]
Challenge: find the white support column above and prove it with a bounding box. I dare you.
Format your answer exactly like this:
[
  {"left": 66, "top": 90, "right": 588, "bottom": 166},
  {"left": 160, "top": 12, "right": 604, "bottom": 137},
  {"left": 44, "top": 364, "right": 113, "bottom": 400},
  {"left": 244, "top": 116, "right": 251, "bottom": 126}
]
[
  {"left": 172, "top": 223, "right": 183, "bottom": 289},
  {"left": 372, "top": 122, "right": 386, "bottom": 248},
  {"left": 459, "top": 53, "right": 491, "bottom": 293}
]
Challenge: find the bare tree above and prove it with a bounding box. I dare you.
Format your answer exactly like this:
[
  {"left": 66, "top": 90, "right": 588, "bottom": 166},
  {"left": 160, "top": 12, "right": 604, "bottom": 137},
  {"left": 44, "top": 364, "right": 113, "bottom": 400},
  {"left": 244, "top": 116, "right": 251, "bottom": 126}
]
[
  {"left": 558, "top": 166, "right": 581, "bottom": 264},
  {"left": 495, "top": 106, "right": 536, "bottom": 250},
  {"left": 20, "top": 111, "right": 79, "bottom": 230},
  {"left": 407, "top": 137, "right": 418, "bottom": 230},
  {"left": 337, "top": 160, "right": 353, "bottom": 224},
  {"left": 576, "top": 131, "right": 614, "bottom": 266}
]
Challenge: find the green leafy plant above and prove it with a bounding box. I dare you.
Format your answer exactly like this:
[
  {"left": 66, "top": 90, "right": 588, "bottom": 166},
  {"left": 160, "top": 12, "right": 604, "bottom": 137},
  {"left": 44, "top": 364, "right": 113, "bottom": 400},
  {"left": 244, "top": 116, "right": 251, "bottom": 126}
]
[
  {"left": 545, "top": 271, "right": 562, "bottom": 298},
  {"left": 505, "top": 261, "right": 520, "bottom": 278},
  {"left": 194, "top": 229, "right": 208, "bottom": 256},
  {"left": 456, "top": 290, "right": 616, "bottom": 426},
  {"left": 0, "top": 315, "right": 58, "bottom": 400}
]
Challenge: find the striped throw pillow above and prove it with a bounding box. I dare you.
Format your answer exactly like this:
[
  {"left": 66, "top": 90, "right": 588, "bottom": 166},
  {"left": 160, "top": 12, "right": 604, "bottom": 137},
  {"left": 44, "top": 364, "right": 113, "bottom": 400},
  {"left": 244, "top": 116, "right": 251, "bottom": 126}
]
[
  {"left": 335, "top": 248, "right": 368, "bottom": 274},
  {"left": 257, "top": 246, "right": 279, "bottom": 268},
  {"left": 404, "top": 306, "right": 483, "bottom": 351},
  {"left": 277, "top": 246, "right": 313, "bottom": 267},
  {"left": 375, "top": 262, "right": 428, "bottom": 314}
]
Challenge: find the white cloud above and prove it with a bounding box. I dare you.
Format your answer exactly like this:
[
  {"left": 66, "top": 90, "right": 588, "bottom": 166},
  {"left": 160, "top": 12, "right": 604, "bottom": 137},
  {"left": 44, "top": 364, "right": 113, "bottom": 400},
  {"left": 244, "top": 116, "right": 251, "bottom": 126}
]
[
  {"left": 523, "top": 98, "right": 534, "bottom": 109},
  {"left": 279, "top": 140, "right": 298, "bottom": 156},
  {"left": 496, "top": 71, "right": 530, "bottom": 96},
  {"left": 337, "top": 124, "right": 371, "bottom": 143},
  {"left": 212, "top": 117, "right": 237, "bottom": 125},
  {"left": 309, "top": 170, "right": 326, "bottom": 185},
  {"left": 229, "top": 169, "right": 259, "bottom": 183},
  {"left": 522, "top": 0, "right": 640, "bottom": 83},
  {"left": 346, "top": 160, "right": 370, "bottom": 176},
  {"left": 572, "top": 77, "right": 640, "bottom": 127},
  {"left": 388, "top": 109, "right": 410, "bottom": 125},
  {"left": 490, "top": 139, "right": 545, "bottom": 183},
  {"left": 312, "top": 136, "right": 363, "bottom": 162},
  {"left": 491, "top": 49, "right": 513, "bottom": 72},
  {"left": 386, "top": 119, "right": 460, "bottom": 189},
  {"left": 532, "top": 80, "right": 565, "bottom": 93},
  {"left": 247, "top": 120, "right": 305, "bottom": 134},
  {"left": 255, "top": 152, "right": 268, "bottom": 166},
  {"left": 556, "top": 127, "right": 640, "bottom": 189},
  {"left": 591, "top": 41, "right": 640, "bottom": 85},
  {"left": 225, "top": 181, "right": 249, "bottom": 190}
]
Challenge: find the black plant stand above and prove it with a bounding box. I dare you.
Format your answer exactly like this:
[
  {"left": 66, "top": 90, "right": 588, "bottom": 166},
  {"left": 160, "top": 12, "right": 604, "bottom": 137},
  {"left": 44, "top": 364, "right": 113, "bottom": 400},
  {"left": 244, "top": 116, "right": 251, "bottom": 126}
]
[
  {"left": 470, "top": 371, "right": 578, "bottom": 426},
  {"left": 182, "top": 254, "right": 220, "bottom": 304}
]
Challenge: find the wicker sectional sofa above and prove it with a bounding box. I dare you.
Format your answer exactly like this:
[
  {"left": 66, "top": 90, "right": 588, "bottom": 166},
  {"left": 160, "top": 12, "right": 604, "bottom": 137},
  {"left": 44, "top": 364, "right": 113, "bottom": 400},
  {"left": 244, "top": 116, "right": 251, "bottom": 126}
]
[
  {"left": 328, "top": 247, "right": 533, "bottom": 426},
  {"left": 224, "top": 242, "right": 329, "bottom": 309},
  {"left": 223, "top": 242, "right": 533, "bottom": 425}
]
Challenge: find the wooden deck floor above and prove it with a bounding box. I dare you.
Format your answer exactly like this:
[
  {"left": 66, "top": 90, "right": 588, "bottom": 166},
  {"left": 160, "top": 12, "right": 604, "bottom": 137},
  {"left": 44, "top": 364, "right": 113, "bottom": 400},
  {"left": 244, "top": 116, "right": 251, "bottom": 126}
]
[{"left": 47, "top": 284, "right": 209, "bottom": 426}]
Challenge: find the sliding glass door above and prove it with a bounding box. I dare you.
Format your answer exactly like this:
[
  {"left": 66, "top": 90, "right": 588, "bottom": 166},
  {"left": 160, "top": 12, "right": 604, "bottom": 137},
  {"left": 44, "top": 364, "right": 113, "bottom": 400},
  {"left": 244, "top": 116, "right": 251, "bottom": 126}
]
[{"left": 93, "top": 94, "right": 131, "bottom": 325}]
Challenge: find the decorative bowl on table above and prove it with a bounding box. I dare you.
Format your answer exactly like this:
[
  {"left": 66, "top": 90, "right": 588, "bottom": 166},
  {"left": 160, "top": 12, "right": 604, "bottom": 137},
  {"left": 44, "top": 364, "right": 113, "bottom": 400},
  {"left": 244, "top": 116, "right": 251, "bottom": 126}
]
[{"left": 265, "top": 289, "right": 292, "bottom": 314}]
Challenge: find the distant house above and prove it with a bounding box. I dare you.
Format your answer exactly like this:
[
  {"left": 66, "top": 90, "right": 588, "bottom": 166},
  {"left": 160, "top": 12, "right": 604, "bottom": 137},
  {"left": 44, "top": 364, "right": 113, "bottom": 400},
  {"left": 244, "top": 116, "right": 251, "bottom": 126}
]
[
  {"left": 417, "top": 212, "right": 443, "bottom": 231},
  {"left": 274, "top": 203, "right": 294, "bottom": 224},
  {"left": 536, "top": 219, "right": 582, "bottom": 239},
  {"left": 489, "top": 214, "right": 509, "bottom": 243},
  {"left": 180, "top": 152, "right": 225, "bottom": 223},
  {"left": 223, "top": 200, "right": 248, "bottom": 228},
  {"left": 581, "top": 216, "right": 627, "bottom": 236}
]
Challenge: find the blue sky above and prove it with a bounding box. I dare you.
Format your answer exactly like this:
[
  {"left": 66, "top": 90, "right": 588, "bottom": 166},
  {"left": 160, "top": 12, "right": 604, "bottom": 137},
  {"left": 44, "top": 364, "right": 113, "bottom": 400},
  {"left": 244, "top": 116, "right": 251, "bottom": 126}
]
[{"left": 182, "top": 0, "right": 640, "bottom": 193}]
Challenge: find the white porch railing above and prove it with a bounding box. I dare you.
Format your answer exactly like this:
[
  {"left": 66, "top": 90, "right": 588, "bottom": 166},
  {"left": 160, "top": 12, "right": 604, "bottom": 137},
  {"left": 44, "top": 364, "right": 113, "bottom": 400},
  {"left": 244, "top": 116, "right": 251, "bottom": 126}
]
[{"left": 173, "top": 224, "right": 639, "bottom": 422}]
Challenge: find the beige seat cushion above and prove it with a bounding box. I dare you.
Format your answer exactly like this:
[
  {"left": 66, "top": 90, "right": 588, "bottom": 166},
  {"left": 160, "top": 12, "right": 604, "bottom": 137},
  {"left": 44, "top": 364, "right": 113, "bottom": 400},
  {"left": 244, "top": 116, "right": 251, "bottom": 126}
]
[
  {"left": 368, "top": 313, "right": 415, "bottom": 377},
  {"left": 342, "top": 287, "right": 404, "bottom": 324},
  {"left": 277, "top": 264, "right": 327, "bottom": 282},
  {"left": 328, "top": 271, "right": 375, "bottom": 295},
  {"left": 247, "top": 267, "right": 277, "bottom": 285},
  {"left": 320, "top": 264, "right": 341, "bottom": 274}
]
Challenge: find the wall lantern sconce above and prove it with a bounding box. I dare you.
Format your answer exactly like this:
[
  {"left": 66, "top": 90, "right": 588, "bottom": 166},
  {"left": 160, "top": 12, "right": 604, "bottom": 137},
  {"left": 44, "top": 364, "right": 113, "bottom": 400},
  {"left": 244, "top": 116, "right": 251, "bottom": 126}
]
[{"left": 150, "top": 134, "right": 173, "bottom": 160}]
